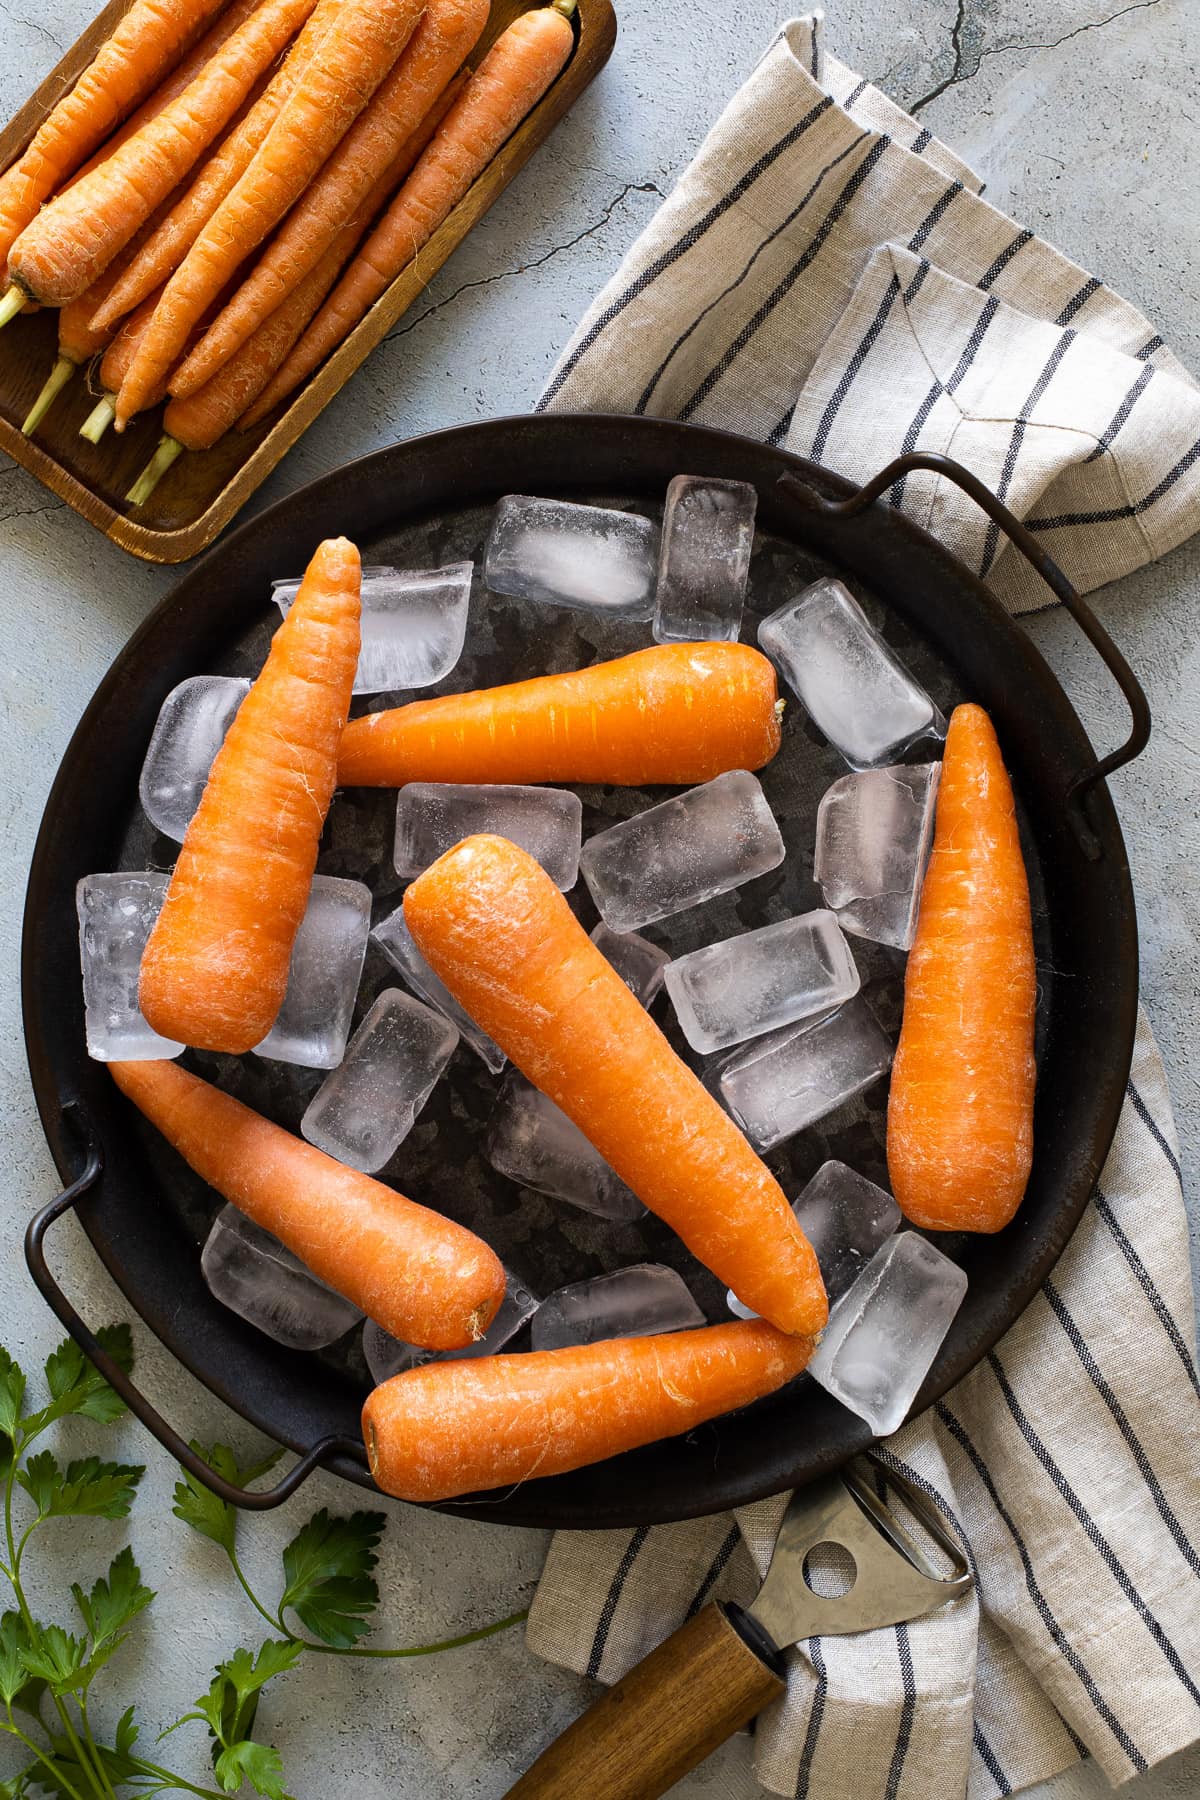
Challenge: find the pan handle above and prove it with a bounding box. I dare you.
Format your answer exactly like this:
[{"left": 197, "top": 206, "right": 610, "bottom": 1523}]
[
  {"left": 776, "top": 453, "right": 1152, "bottom": 860},
  {"left": 25, "top": 1100, "right": 368, "bottom": 1511}
]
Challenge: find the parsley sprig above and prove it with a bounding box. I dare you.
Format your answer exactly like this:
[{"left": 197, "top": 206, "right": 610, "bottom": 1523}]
[{"left": 0, "top": 1330, "right": 526, "bottom": 1799}]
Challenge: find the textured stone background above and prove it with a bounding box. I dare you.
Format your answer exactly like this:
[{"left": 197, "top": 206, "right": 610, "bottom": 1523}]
[{"left": 0, "top": 0, "right": 1196, "bottom": 1794}]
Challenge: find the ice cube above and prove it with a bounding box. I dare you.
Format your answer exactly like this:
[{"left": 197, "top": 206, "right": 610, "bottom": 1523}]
[
  {"left": 76, "top": 872, "right": 184, "bottom": 1062},
  {"left": 485, "top": 1071, "right": 643, "bottom": 1221},
  {"left": 362, "top": 1269, "right": 540, "bottom": 1382},
  {"left": 663, "top": 910, "right": 860, "bottom": 1054},
  {"left": 652, "top": 475, "right": 757, "bottom": 644},
  {"left": 759, "top": 580, "right": 944, "bottom": 769},
  {"left": 808, "top": 1231, "right": 967, "bottom": 1435},
  {"left": 727, "top": 1161, "right": 900, "bottom": 1317},
  {"left": 254, "top": 875, "right": 371, "bottom": 1068},
  {"left": 273, "top": 563, "right": 471, "bottom": 695},
  {"left": 590, "top": 922, "right": 670, "bottom": 1005},
  {"left": 201, "top": 1205, "right": 363, "bottom": 1350},
  {"left": 393, "top": 782, "right": 582, "bottom": 889},
  {"left": 372, "top": 903, "right": 505, "bottom": 1072},
  {"left": 531, "top": 1265, "right": 706, "bottom": 1350},
  {"left": 579, "top": 770, "right": 785, "bottom": 933},
  {"left": 815, "top": 764, "right": 940, "bottom": 951},
  {"left": 138, "top": 675, "right": 250, "bottom": 841},
  {"left": 718, "top": 995, "right": 893, "bottom": 1151},
  {"left": 301, "top": 989, "right": 458, "bottom": 1173},
  {"left": 484, "top": 495, "right": 657, "bottom": 618}
]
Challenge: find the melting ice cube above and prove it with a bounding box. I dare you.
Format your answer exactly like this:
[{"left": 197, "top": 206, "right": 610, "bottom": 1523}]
[
  {"left": 814, "top": 764, "right": 940, "bottom": 951},
  {"left": 664, "top": 910, "right": 860, "bottom": 1054},
  {"left": 485, "top": 1070, "right": 643, "bottom": 1221},
  {"left": 138, "top": 675, "right": 250, "bottom": 841},
  {"left": 717, "top": 995, "right": 894, "bottom": 1151},
  {"left": 301, "top": 989, "right": 458, "bottom": 1173},
  {"left": 531, "top": 1265, "right": 705, "bottom": 1350},
  {"left": 273, "top": 563, "right": 471, "bottom": 695},
  {"left": 254, "top": 876, "right": 371, "bottom": 1069},
  {"left": 653, "top": 474, "right": 757, "bottom": 644},
  {"left": 727, "top": 1161, "right": 900, "bottom": 1317},
  {"left": 372, "top": 903, "right": 505, "bottom": 1072},
  {"left": 484, "top": 495, "right": 658, "bottom": 618},
  {"left": 362, "top": 1269, "right": 540, "bottom": 1382},
  {"left": 201, "top": 1205, "right": 363, "bottom": 1350},
  {"left": 590, "top": 922, "right": 669, "bottom": 1005},
  {"left": 76, "top": 871, "right": 183, "bottom": 1062},
  {"left": 393, "top": 782, "right": 582, "bottom": 889}
]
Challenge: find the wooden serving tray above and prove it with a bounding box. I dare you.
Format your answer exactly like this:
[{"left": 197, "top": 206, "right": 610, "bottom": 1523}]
[{"left": 0, "top": 0, "right": 616, "bottom": 561}]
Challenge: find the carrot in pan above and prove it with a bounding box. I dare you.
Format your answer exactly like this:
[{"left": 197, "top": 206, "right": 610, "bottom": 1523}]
[
  {"left": 139, "top": 536, "right": 361, "bottom": 1053},
  {"left": 251, "top": 0, "right": 575, "bottom": 410},
  {"left": 404, "top": 836, "right": 828, "bottom": 1338},
  {"left": 363, "top": 1320, "right": 815, "bottom": 1502},
  {"left": 90, "top": 0, "right": 349, "bottom": 335},
  {"left": 172, "top": 0, "right": 490, "bottom": 397},
  {"left": 337, "top": 642, "right": 782, "bottom": 788},
  {"left": 125, "top": 80, "right": 469, "bottom": 499},
  {"left": 0, "top": 0, "right": 228, "bottom": 287},
  {"left": 887, "top": 703, "right": 1036, "bottom": 1233},
  {"left": 113, "top": 0, "right": 426, "bottom": 427},
  {"left": 110, "top": 1060, "right": 506, "bottom": 1350},
  {"left": 7, "top": 0, "right": 320, "bottom": 308}
]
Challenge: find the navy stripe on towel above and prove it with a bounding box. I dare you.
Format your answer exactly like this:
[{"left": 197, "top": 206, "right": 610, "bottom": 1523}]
[
  {"left": 794, "top": 1636, "right": 828, "bottom": 1799},
  {"left": 1029, "top": 433, "right": 1200, "bottom": 530},
  {"left": 1093, "top": 1190, "right": 1200, "bottom": 1396},
  {"left": 586, "top": 1527, "right": 649, "bottom": 1678},
  {"left": 973, "top": 1721, "right": 1013, "bottom": 1795},
  {"left": 981, "top": 331, "right": 1077, "bottom": 572},
  {"left": 684, "top": 1523, "right": 742, "bottom": 1620}
]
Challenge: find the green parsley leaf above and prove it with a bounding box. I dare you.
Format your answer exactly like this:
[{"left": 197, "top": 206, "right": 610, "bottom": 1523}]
[
  {"left": 15, "top": 1448, "right": 61, "bottom": 1516},
  {"left": 0, "top": 1611, "right": 31, "bottom": 1705},
  {"left": 214, "top": 1739, "right": 292, "bottom": 1800},
  {"left": 20, "top": 1455, "right": 144, "bottom": 1521},
  {"left": 40, "top": 1325, "right": 133, "bottom": 1426},
  {"left": 20, "top": 1623, "right": 87, "bottom": 1694},
  {"left": 279, "top": 1509, "right": 385, "bottom": 1647},
  {"left": 0, "top": 1346, "right": 25, "bottom": 1458},
  {"left": 115, "top": 1704, "right": 140, "bottom": 1758},
  {"left": 220, "top": 1639, "right": 304, "bottom": 1706},
  {"left": 72, "top": 1546, "right": 154, "bottom": 1650},
  {"left": 172, "top": 1442, "right": 284, "bottom": 1557}
]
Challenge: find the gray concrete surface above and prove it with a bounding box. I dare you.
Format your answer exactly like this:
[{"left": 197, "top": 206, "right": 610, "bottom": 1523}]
[{"left": 0, "top": 0, "right": 1196, "bottom": 1795}]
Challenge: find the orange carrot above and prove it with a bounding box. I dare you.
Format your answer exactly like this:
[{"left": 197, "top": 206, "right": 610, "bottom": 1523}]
[
  {"left": 110, "top": 1060, "right": 506, "bottom": 1350},
  {"left": 363, "top": 1320, "right": 814, "bottom": 1502},
  {"left": 0, "top": 0, "right": 227, "bottom": 284},
  {"left": 91, "top": 0, "right": 349, "bottom": 335},
  {"left": 125, "top": 82, "right": 468, "bottom": 501},
  {"left": 887, "top": 703, "right": 1036, "bottom": 1233},
  {"left": 114, "top": 0, "right": 426, "bottom": 427},
  {"left": 172, "top": 0, "right": 490, "bottom": 396},
  {"left": 139, "top": 536, "right": 361, "bottom": 1052},
  {"left": 78, "top": 285, "right": 168, "bottom": 442},
  {"left": 404, "top": 836, "right": 827, "bottom": 1338},
  {"left": 337, "top": 642, "right": 782, "bottom": 788},
  {"left": 258, "top": 0, "right": 575, "bottom": 407},
  {"left": 8, "top": 0, "right": 319, "bottom": 308}
]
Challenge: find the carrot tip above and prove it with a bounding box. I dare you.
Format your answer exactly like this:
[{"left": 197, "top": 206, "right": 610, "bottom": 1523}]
[
  {"left": 22, "top": 355, "right": 76, "bottom": 435},
  {"left": 79, "top": 394, "right": 117, "bottom": 445},
  {"left": 0, "top": 285, "right": 27, "bottom": 330},
  {"left": 126, "top": 434, "right": 183, "bottom": 507},
  {"left": 551, "top": 0, "right": 577, "bottom": 16}
]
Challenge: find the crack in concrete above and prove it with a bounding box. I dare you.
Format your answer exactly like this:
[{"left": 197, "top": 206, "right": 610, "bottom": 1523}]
[
  {"left": 4, "top": 7, "right": 63, "bottom": 55},
  {"left": 0, "top": 496, "right": 66, "bottom": 525},
  {"left": 382, "top": 181, "right": 663, "bottom": 346},
  {"left": 910, "top": 0, "right": 1166, "bottom": 113}
]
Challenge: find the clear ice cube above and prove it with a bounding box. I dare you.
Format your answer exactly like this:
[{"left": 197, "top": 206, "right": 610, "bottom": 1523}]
[
  {"left": 484, "top": 495, "right": 657, "bottom": 618},
  {"left": 718, "top": 995, "right": 894, "bottom": 1151},
  {"left": 815, "top": 764, "right": 940, "bottom": 952},
  {"left": 579, "top": 770, "right": 785, "bottom": 933},
  {"left": 362, "top": 1269, "right": 540, "bottom": 1382},
  {"left": 393, "top": 782, "right": 582, "bottom": 889},
  {"left": 663, "top": 910, "right": 860, "bottom": 1054},
  {"left": 727, "top": 1160, "right": 900, "bottom": 1317},
  {"left": 531, "top": 1265, "right": 706, "bottom": 1351},
  {"left": 301, "top": 989, "right": 458, "bottom": 1173},
  {"left": 273, "top": 562, "right": 471, "bottom": 695},
  {"left": 201, "top": 1205, "right": 363, "bottom": 1350},
  {"left": 372, "top": 904, "right": 505, "bottom": 1072},
  {"left": 76, "top": 872, "right": 184, "bottom": 1062},
  {"left": 254, "top": 875, "right": 371, "bottom": 1069},
  {"left": 808, "top": 1231, "right": 968, "bottom": 1435},
  {"left": 590, "top": 922, "right": 669, "bottom": 1005},
  {"left": 653, "top": 475, "right": 757, "bottom": 644},
  {"left": 759, "top": 579, "right": 944, "bottom": 769},
  {"left": 138, "top": 675, "right": 250, "bottom": 841},
  {"left": 485, "top": 1070, "right": 643, "bottom": 1221}
]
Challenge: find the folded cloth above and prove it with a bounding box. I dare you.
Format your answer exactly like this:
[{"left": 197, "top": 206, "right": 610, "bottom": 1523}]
[
  {"left": 527, "top": 17, "right": 1200, "bottom": 1797},
  {"left": 538, "top": 14, "right": 1200, "bottom": 614}
]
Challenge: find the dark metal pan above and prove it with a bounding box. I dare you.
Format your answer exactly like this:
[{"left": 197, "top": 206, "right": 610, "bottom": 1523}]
[{"left": 21, "top": 414, "right": 1148, "bottom": 1528}]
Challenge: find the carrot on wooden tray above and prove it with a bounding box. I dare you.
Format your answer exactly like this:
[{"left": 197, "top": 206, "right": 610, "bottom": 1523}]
[
  {"left": 403, "top": 835, "right": 827, "bottom": 1338},
  {"left": 139, "top": 536, "right": 360, "bottom": 1053},
  {"left": 887, "top": 703, "right": 1036, "bottom": 1233},
  {"left": 252, "top": 0, "right": 576, "bottom": 411},
  {"left": 80, "top": 285, "right": 168, "bottom": 443},
  {"left": 0, "top": 0, "right": 228, "bottom": 288},
  {"left": 91, "top": 0, "right": 350, "bottom": 336},
  {"left": 172, "top": 0, "right": 491, "bottom": 397},
  {"left": 6, "top": 0, "right": 320, "bottom": 309},
  {"left": 364, "top": 1320, "right": 814, "bottom": 1502},
  {"left": 113, "top": 0, "right": 427, "bottom": 428},
  {"left": 337, "top": 642, "right": 782, "bottom": 788},
  {"left": 111, "top": 1060, "right": 506, "bottom": 1350}
]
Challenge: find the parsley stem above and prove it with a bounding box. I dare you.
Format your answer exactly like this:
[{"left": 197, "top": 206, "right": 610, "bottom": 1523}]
[
  {"left": 285, "top": 1607, "right": 529, "bottom": 1657},
  {"left": 79, "top": 1692, "right": 121, "bottom": 1800},
  {"left": 4, "top": 1702, "right": 89, "bottom": 1800},
  {"left": 228, "top": 1546, "right": 287, "bottom": 1635},
  {"left": 127, "top": 1752, "right": 232, "bottom": 1799}
]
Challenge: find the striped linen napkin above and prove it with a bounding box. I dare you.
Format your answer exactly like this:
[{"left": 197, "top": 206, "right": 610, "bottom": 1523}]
[{"left": 525, "top": 16, "right": 1200, "bottom": 1798}]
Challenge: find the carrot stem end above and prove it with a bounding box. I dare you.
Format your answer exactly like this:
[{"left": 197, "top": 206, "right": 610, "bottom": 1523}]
[
  {"left": 22, "top": 355, "right": 76, "bottom": 435},
  {"left": 79, "top": 394, "right": 117, "bottom": 445},
  {"left": 0, "top": 285, "right": 27, "bottom": 330},
  {"left": 126, "top": 434, "right": 183, "bottom": 506}
]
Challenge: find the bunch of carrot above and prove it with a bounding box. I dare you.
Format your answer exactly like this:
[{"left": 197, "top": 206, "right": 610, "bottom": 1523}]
[{"left": 0, "top": 0, "right": 580, "bottom": 498}]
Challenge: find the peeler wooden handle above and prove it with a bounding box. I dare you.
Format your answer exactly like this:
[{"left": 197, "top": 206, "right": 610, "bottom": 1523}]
[{"left": 504, "top": 1601, "right": 785, "bottom": 1800}]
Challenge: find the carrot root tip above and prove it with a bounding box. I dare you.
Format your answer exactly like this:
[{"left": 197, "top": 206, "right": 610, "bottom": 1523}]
[
  {"left": 0, "top": 286, "right": 26, "bottom": 330},
  {"left": 79, "top": 394, "right": 117, "bottom": 445},
  {"left": 22, "top": 355, "right": 76, "bottom": 435},
  {"left": 126, "top": 434, "right": 184, "bottom": 507}
]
